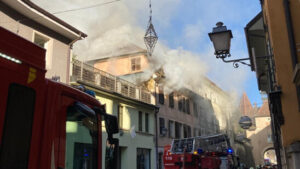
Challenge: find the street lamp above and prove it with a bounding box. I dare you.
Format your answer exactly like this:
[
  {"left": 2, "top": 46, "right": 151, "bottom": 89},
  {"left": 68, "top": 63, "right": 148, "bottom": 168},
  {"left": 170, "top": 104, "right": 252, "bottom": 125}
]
[{"left": 208, "top": 22, "right": 250, "bottom": 68}]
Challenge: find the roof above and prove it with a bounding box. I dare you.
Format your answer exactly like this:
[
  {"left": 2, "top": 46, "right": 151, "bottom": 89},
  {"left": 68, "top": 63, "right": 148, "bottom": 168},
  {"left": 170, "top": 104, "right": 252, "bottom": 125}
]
[
  {"left": 255, "top": 100, "right": 270, "bottom": 117},
  {"left": 2, "top": 0, "right": 87, "bottom": 40},
  {"left": 86, "top": 43, "right": 147, "bottom": 63},
  {"left": 239, "top": 92, "right": 253, "bottom": 117}
]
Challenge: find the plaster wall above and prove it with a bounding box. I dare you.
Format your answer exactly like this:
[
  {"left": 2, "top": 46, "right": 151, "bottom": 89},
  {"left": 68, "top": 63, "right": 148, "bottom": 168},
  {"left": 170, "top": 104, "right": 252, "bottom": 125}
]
[
  {"left": 156, "top": 89, "right": 221, "bottom": 150},
  {"left": 94, "top": 90, "right": 156, "bottom": 169},
  {"left": 94, "top": 54, "right": 148, "bottom": 76},
  {"left": 0, "top": 7, "right": 71, "bottom": 83},
  {"left": 248, "top": 119, "right": 274, "bottom": 165}
]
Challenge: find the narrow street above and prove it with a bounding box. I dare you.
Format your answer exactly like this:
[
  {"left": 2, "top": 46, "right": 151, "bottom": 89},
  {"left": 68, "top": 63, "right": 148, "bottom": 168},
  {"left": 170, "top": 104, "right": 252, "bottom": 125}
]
[{"left": 0, "top": 0, "right": 299, "bottom": 169}]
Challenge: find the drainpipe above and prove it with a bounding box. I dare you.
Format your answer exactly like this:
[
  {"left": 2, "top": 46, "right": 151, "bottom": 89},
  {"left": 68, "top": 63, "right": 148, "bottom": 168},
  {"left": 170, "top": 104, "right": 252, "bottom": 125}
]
[
  {"left": 155, "top": 107, "right": 159, "bottom": 169},
  {"left": 154, "top": 81, "right": 159, "bottom": 169},
  {"left": 66, "top": 33, "right": 83, "bottom": 84},
  {"left": 283, "top": 0, "right": 300, "bottom": 111}
]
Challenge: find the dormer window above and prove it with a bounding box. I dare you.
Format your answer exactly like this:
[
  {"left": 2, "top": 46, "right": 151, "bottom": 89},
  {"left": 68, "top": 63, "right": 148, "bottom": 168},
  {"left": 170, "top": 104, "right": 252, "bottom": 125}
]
[{"left": 131, "top": 57, "right": 141, "bottom": 71}]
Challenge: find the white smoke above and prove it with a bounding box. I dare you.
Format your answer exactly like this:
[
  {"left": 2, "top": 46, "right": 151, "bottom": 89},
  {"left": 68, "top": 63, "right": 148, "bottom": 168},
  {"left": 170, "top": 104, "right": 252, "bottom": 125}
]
[{"left": 32, "top": 0, "right": 249, "bottom": 135}]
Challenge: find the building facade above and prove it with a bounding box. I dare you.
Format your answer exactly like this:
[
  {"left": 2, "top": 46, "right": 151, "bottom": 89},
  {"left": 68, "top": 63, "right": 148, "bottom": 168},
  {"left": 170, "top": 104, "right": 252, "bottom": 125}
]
[
  {"left": 245, "top": 1, "right": 300, "bottom": 168},
  {"left": 240, "top": 93, "right": 275, "bottom": 166},
  {"left": 87, "top": 48, "right": 238, "bottom": 169},
  {"left": 70, "top": 60, "right": 158, "bottom": 169},
  {"left": 0, "top": 0, "right": 86, "bottom": 83}
]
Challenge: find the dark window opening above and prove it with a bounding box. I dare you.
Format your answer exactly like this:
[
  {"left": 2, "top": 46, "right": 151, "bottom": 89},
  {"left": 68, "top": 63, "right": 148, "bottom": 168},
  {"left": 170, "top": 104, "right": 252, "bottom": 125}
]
[
  {"left": 145, "top": 113, "right": 149, "bottom": 133},
  {"left": 178, "top": 97, "right": 183, "bottom": 111},
  {"left": 137, "top": 148, "right": 151, "bottom": 169},
  {"left": 175, "top": 122, "right": 181, "bottom": 139},
  {"left": 183, "top": 125, "right": 188, "bottom": 138},
  {"left": 182, "top": 99, "right": 186, "bottom": 112},
  {"left": 159, "top": 118, "right": 165, "bottom": 136},
  {"left": 168, "top": 120, "right": 174, "bottom": 138},
  {"left": 139, "top": 111, "right": 143, "bottom": 131},
  {"left": 169, "top": 93, "right": 174, "bottom": 108},
  {"left": 193, "top": 102, "right": 198, "bottom": 117},
  {"left": 186, "top": 99, "right": 190, "bottom": 114},
  {"left": 158, "top": 86, "right": 164, "bottom": 104},
  {"left": 0, "top": 84, "right": 36, "bottom": 169}
]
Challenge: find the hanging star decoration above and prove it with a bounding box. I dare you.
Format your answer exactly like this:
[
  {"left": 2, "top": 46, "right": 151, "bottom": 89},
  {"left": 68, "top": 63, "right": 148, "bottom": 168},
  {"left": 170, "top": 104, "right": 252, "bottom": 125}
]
[{"left": 144, "top": 0, "right": 158, "bottom": 57}]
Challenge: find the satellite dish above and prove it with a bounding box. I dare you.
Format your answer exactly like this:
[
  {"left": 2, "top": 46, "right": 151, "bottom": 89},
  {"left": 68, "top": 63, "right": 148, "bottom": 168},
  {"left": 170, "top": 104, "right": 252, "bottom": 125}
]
[{"left": 239, "top": 116, "right": 252, "bottom": 129}]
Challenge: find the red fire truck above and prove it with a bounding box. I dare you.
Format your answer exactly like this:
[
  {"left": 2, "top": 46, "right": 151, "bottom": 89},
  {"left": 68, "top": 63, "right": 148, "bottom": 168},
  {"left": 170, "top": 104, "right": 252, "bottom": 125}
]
[
  {"left": 163, "top": 134, "right": 236, "bottom": 169},
  {"left": 0, "top": 26, "right": 119, "bottom": 169}
]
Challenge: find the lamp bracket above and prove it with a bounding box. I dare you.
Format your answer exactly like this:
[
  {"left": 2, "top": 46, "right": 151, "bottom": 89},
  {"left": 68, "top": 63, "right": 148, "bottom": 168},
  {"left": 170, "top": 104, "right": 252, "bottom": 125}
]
[
  {"left": 215, "top": 53, "right": 251, "bottom": 68},
  {"left": 221, "top": 57, "right": 251, "bottom": 68}
]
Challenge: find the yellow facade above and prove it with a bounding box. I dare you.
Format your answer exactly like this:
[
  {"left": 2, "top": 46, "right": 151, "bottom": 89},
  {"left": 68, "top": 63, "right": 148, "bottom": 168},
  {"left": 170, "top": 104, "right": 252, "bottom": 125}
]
[{"left": 262, "top": 0, "right": 300, "bottom": 147}]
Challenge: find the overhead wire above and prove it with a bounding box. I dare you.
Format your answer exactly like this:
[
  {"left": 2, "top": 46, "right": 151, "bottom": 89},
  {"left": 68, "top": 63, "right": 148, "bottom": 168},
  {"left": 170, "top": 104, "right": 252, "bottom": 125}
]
[
  {"left": 52, "top": 0, "right": 121, "bottom": 14},
  {"left": 0, "top": 0, "right": 121, "bottom": 24}
]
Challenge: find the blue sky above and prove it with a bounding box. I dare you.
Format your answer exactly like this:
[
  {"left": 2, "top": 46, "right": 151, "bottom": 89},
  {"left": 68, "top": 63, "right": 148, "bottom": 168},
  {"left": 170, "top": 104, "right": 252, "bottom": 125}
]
[{"left": 34, "top": 0, "right": 263, "bottom": 106}]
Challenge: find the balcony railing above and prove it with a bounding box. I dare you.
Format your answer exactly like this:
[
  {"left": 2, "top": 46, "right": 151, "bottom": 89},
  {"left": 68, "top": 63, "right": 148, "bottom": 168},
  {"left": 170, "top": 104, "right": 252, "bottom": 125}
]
[{"left": 71, "top": 59, "right": 152, "bottom": 104}]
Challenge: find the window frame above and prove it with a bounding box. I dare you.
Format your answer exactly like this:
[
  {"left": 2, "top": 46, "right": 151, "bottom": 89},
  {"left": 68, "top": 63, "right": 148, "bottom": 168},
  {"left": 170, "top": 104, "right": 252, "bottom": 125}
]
[{"left": 131, "top": 57, "right": 141, "bottom": 72}]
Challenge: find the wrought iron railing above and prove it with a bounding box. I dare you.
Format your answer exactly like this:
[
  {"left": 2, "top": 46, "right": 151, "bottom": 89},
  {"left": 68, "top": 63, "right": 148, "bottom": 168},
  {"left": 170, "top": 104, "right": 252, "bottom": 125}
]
[{"left": 71, "top": 59, "right": 152, "bottom": 104}]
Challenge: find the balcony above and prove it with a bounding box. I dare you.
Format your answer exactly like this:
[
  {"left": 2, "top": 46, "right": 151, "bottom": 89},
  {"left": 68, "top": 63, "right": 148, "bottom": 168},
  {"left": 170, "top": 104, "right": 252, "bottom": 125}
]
[{"left": 70, "top": 59, "right": 152, "bottom": 104}]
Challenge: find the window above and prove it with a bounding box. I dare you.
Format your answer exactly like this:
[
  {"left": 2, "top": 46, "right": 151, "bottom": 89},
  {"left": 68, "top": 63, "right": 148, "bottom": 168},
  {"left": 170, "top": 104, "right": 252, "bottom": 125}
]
[
  {"left": 182, "top": 98, "right": 186, "bottom": 112},
  {"left": 65, "top": 103, "right": 98, "bottom": 169},
  {"left": 34, "top": 33, "right": 49, "bottom": 48},
  {"left": 175, "top": 122, "right": 181, "bottom": 139},
  {"left": 33, "top": 33, "right": 52, "bottom": 69},
  {"left": 183, "top": 125, "right": 188, "bottom": 138},
  {"left": 168, "top": 120, "right": 174, "bottom": 138},
  {"left": 0, "top": 84, "right": 36, "bottom": 169},
  {"left": 139, "top": 111, "right": 143, "bottom": 131},
  {"left": 186, "top": 99, "right": 190, "bottom": 114},
  {"left": 137, "top": 148, "right": 151, "bottom": 169},
  {"left": 187, "top": 126, "right": 191, "bottom": 137},
  {"left": 169, "top": 93, "right": 174, "bottom": 108},
  {"left": 193, "top": 128, "right": 197, "bottom": 137},
  {"left": 131, "top": 57, "right": 141, "bottom": 71},
  {"left": 158, "top": 86, "right": 164, "bottom": 104},
  {"left": 183, "top": 125, "right": 192, "bottom": 138},
  {"left": 118, "top": 105, "right": 123, "bottom": 129},
  {"left": 159, "top": 118, "right": 165, "bottom": 136},
  {"left": 198, "top": 130, "right": 201, "bottom": 136},
  {"left": 145, "top": 113, "right": 149, "bottom": 133},
  {"left": 178, "top": 97, "right": 183, "bottom": 111},
  {"left": 193, "top": 102, "right": 198, "bottom": 117}
]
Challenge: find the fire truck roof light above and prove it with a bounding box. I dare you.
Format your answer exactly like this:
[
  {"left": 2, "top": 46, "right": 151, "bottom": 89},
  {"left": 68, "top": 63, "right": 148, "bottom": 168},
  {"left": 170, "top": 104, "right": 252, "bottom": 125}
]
[{"left": 0, "top": 52, "right": 22, "bottom": 64}]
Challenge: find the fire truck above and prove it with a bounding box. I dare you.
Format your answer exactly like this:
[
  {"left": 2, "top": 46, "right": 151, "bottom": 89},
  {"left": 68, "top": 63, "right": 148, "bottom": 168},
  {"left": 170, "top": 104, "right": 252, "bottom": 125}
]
[
  {"left": 0, "top": 26, "right": 119, "bottom": 169},
  {"left": 163, "top": 134, "right": 236, "bottom": 169}
]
